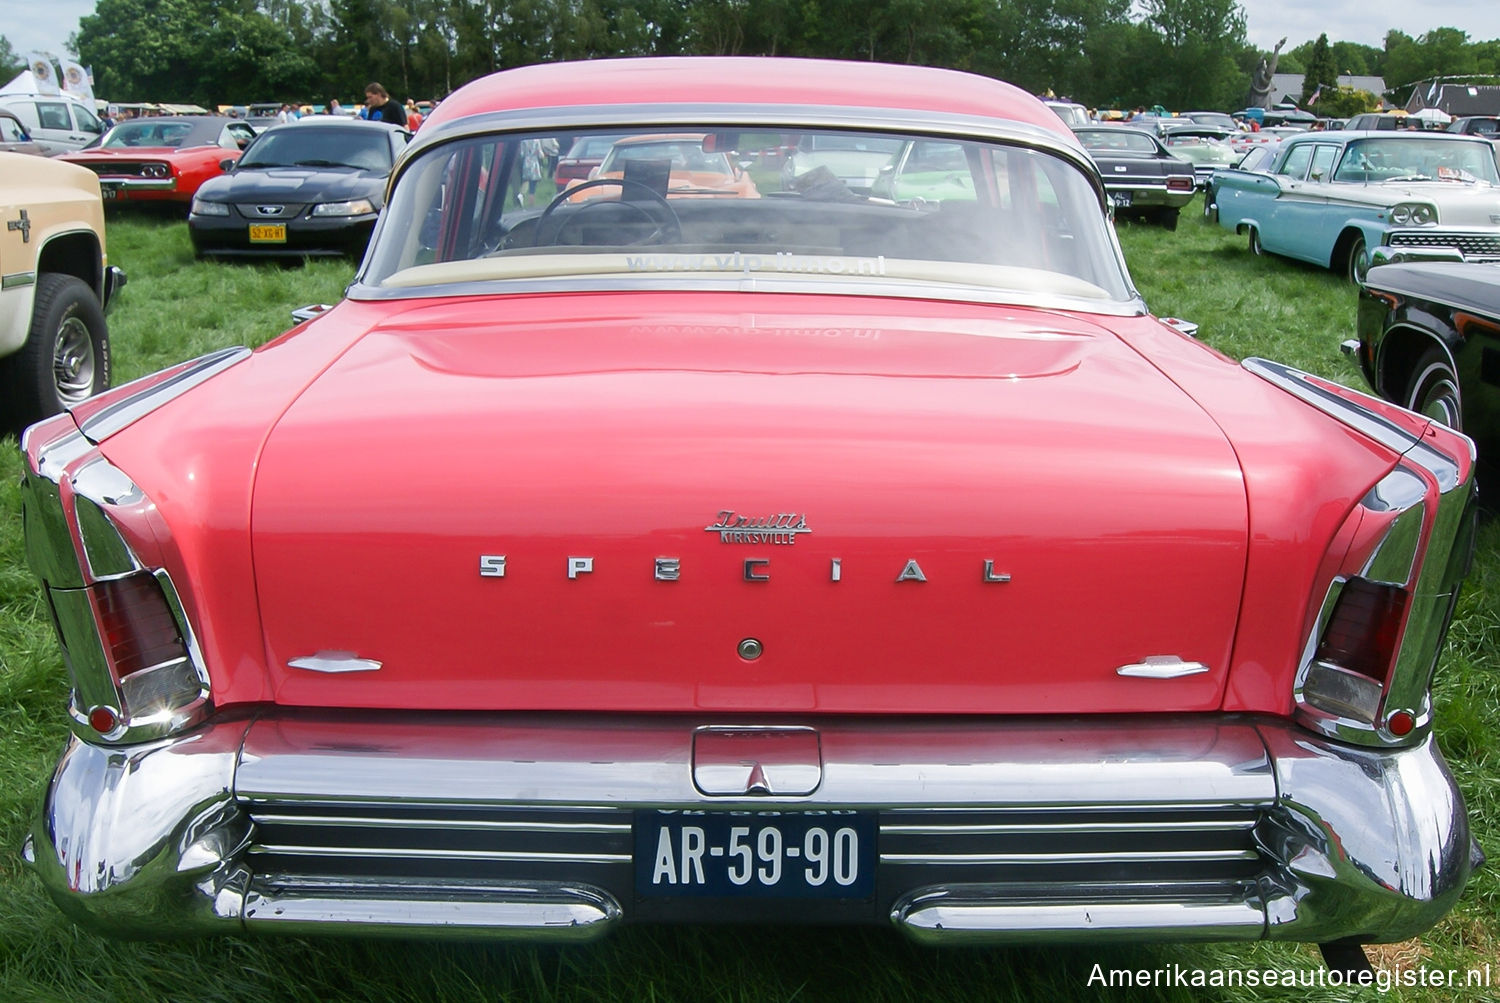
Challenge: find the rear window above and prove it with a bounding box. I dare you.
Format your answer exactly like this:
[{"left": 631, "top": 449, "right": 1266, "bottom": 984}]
[{"left": 363, "top": 124, "right": 1131, "bottom": 306}]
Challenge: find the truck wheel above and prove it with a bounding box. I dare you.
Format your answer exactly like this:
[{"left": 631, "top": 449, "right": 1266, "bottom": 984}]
[{"left": 1, "top": 274, "right": 111, "bottom": 430}]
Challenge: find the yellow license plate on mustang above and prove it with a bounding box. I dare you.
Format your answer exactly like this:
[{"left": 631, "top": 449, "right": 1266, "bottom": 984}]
[{"left": 249, "top": 224, "right": 287, "bottom": 243}]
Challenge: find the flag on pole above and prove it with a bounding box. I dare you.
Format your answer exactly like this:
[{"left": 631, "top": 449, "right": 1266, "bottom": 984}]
[
  {"left": 60, "top": 59, "right": 94, "bottom": 102},
  {"left": 26, "top": 53, "right": 61, "bottom": 95}
]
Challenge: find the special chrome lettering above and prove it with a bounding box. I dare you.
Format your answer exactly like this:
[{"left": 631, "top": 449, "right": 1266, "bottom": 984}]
[
  {"left": 707, "top": 511, "right": 811, "bottom": 546},
  {"left": 475, "top": 553, "right": 1013, "bottom": 583}
]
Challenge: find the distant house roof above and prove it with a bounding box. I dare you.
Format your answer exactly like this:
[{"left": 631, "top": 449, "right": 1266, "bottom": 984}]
[
  {"left": 1268, "top": 73, "right": 1388, "bottom": 107},
  {"left": 1405, "top": 83, "right": 1500, "bottom": 116}
]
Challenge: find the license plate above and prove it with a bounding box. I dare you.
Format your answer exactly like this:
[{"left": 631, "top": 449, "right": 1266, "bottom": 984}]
[
  {"left": 249, "top": 224, "right": 287, "bottom": 243},
  {"left": 1112, "top": 193, "right": 1132, "bottom": 208},
  {"left": 100, "top": 186, "right": 119, "bottom": 200},
  {"left": 635, "top": 810, "right": 876, "bottom": 899}
]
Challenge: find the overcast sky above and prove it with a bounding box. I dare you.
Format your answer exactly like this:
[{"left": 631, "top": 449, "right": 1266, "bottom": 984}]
[
  {"left": 1240, "top": 0, "right": 1497, "bottom": 51},
  {"left": 4, "top": 0, "right": 1498, "bottom": 82}
]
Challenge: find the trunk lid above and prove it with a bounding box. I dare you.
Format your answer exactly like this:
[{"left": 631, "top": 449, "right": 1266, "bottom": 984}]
[{"left": 251, "top": 293, "right": 1248, "bottom": 715}]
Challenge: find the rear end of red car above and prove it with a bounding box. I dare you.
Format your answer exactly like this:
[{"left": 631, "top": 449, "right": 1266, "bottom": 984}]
[{"left": 17, "top": 57, "right": 1483, "bottom": 951}]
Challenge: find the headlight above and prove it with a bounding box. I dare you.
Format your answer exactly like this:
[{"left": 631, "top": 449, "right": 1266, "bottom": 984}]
[
  {"left": 311, "top": 198, "right": 376, "bottom": 217},
  {"left": 190, "top": 197, "right": 230, "bottom": 217},
  {"left": 1390, "top": 202, "right": 1437, "bottom": 226}
]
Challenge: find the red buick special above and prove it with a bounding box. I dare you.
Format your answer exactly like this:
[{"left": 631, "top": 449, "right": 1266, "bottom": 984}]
[{"left": 19, "top": 59, "right": 1480, "bottom": 966}]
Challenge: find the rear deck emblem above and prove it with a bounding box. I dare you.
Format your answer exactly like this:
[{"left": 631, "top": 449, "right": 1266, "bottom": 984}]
[{"left": 706, "top": 510, "right": 811, "bottom": 545}]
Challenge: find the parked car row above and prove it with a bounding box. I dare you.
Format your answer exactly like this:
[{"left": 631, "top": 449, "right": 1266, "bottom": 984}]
[{"left": 46, "top": 113, "right": 413, "bottom": 259}]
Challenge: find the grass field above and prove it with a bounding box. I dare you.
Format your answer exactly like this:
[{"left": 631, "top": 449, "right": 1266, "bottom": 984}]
[{"left": 0, "top": 205, "right": 1496, "bottom": 1001}]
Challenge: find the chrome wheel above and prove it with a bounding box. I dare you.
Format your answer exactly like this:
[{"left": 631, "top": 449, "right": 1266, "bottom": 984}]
[
  {"left": 53, "top": 316, "right": 98, "bottom": 404},
  {"left": 1346, "top": 235, "right": 1368, "bottom": 284},
  {"left": 1407, "top": 348, "right": 1462, "bottom": 430}
]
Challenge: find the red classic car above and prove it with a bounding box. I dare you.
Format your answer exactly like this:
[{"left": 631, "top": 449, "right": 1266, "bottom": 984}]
[
  {"left": 20, "top": 59, "right": 1480, "bottom": 966},
  {"left": 59, "top": 116, "right": 255, "bottom": 208}
]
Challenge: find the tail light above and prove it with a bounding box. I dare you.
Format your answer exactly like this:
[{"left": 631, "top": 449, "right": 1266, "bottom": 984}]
[
  {"left": 1243, "top": 359, "right": 1477, "bottom": 747},
  {"left": 93, "top": 573, "right": 188, "bottom": 679},
  {"left": 22, "top": 445, "right": 210, "bottom": 744},
  {"left": 1297, "top": 464, "right": 1476, "bottom": 745},
  {"left": 1167, "top": 176, "right": 1194, "bottom": 193}
]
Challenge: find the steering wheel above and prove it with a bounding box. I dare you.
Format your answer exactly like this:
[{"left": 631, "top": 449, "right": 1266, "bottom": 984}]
[{"left": 535, "top": 178, "right": 682, "bottom": 246}]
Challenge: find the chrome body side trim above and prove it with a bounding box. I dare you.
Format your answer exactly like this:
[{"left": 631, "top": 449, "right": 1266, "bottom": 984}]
[
  {"left": 72, "top": 345, "right": 251, "bottom": 444},
  {"left": 25, "top": 713, "right": 1470, "bottom": 945},
  {"left": 1243, "top": 357, "right": 1471, "bottom": 490},
  {"left": 1, "top": 269, "right": 37, "bottom": 290}
]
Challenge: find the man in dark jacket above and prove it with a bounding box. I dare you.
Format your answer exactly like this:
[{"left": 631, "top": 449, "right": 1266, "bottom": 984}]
[{"left": 364, "top": 83, "right": 407, "bottom": 127}]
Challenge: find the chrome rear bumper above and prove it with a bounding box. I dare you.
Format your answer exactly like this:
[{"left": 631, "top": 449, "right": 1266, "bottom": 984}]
[{"left": 24, "top": 713, "right": 1473, "bottom": 944}]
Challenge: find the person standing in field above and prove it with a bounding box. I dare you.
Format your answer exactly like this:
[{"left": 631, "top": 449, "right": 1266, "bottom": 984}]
[{"left": 364, "top": 83, "right": 407, "bottom": 127}]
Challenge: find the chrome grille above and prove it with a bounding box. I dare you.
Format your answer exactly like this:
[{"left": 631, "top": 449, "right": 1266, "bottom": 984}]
[
  {"left": 879, "top": 806, "right": 1269, "bottom": 891},
  {"left": 246, "top": 803, "right": 633, "bottom": 888},
  {"left": 1388, "top": 231, "right": 1500, "bottom": 258}
]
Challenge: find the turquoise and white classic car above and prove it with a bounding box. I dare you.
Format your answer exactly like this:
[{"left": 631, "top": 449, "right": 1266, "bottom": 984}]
[{"left": 1215, "top": 130, "right": 1500, "bottom": 281}]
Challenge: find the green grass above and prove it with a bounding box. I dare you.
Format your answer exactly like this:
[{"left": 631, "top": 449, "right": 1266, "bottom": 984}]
[{"left": 1, "top": 205, "right": 1497, "bottom": 1001}]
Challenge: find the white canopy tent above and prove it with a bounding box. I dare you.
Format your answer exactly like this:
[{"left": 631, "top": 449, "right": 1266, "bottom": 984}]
[
  {"left": 0, "top": 69, "right": 43, "bottom": 94},
  {"left": 1411, "top": 107, "right": 1453, "bottom": 125}
]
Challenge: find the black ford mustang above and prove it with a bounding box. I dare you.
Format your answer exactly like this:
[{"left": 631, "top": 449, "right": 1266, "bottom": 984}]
[{"left": 189, "top": 118, "right": 409, "bottom": 257}]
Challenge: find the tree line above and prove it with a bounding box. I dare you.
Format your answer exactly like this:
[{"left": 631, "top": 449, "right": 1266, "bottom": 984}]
[{"left": 2, "top": 3, "right": 1498, "bottom": 112}]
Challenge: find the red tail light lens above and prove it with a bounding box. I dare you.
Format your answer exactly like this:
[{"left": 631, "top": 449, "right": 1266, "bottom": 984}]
[
  {"left": 89, "top": 573, "right": 188, "bottom": 680},
  {"left": 1314, "top": 577, "right": 1409, "bottom": 683},
  {"left": 1167, "top": 177, "right": 1194, "bottom": 192}
]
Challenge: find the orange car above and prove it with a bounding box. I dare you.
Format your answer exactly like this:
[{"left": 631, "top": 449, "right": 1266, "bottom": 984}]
[{"left": 564, "top": 133, "right": 759, "bottom": 200}]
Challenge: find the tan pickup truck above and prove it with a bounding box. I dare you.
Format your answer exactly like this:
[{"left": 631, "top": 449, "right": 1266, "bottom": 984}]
[{"left": 1, "top": 151, "right": 125, "bottom": 432}]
